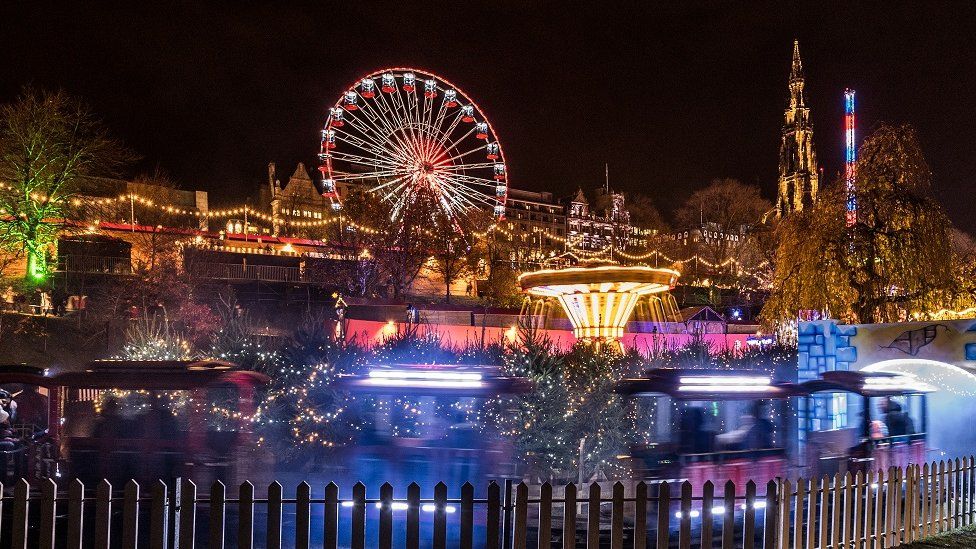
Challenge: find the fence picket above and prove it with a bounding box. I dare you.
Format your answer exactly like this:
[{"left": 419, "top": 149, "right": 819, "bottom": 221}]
[
  {"left": 657, "top": 481, "right": 671, "bottom": 549},
  {"left": 852, "top": 473, "right": 863, "bottom": 549},
  {"left": 486, "top": 482, "right": 500, "bottom": 549},
  {"left": 266, "top": 482, "right": 282, "bottom": 549},
  {"left": 434, "top": 482, "right": 448, "bottom": 549},
  {"left": 238, "top": 481, "right": 254, "bottom": 549},
  {"left": 324, "top": 482, "right": 339, "bottom": 549},
  {"left": 907, "top": 465, "right": 918, "bottom": 542},
  {"left": 700, "top": 481, "right": 713, "bottom": 549},
  {"left": 961, "top": 458, "right": 970, "bottom": 528},
  {"left": 613, "top": 482, "right": 626, "bottom": 549},
  {"left": 828, "top": 474, "right": 842, "bottom": 549},
  {"left": 842, "top": 472, "right": 853, "bottom": 549},
  {"left": 12, "top": 478, "right": 28, "bottom": 549},
  {"left": 295, "top": 482, "right": 311, "bottom": 549},
  {"left": 955, "top": 458, "right": 963, "bottom": 529},
  {"left": 39, "top": 478, "right": 56, "bottom": 549},
  {"left": 122, "top": 480, "right": 140, "bottom": 549},
  {"left": 637, "top": 482, "right": 649, "bottom": 549},
  {"left": 889, "top": 467, "right": 900, "bottom": 545},
  {"left": 67, "top": 479, "right": 85, "bottom": 549},
  {"left": 95, "top": 480, "right": 113, "bottom": 549},
  {"left": 407, "top": 483, "right": 421, "bottom": 549},
  {"left": 792, "top": 479, "right": 805, "bottom": 549},
  {"left": 722, "top": 480, "right": 734, "bottom": 549},
  {"left": 873, "top": 470, "right": 885, "bottom": 549},
  {"left": 588, "top": 482, "right": 601, "bottom": 549},
  {"left": 538, "top": 483, "right": 552, "bottom": 549},
  {"left": 679, "top": 481, "right": 692, "bottom": 549},
  {"left": 763, "top": 480, "right": 778, "bottom": 549},
  {"left": 929, "top": 462, "right": 938, "bottom": 537},
  {"left": 779, "top": 479, "right": 792, "bottom": 549},
  {"left": 179, "top": 479, "right": 197, "bottom": 549},
  {"left": 822, "top": 476, "right": 832, "bottom": 549},
  {"left": 561, "top": 483, "right": 576, "bottom": 549},
  {"left": 351, "top": 482, "right": 366, "bottom": 549},
  {"left": 462, "top": 482, "right": 475, "bottom": 549},
  {"left": 920, "top": 464, "right": 930, "bottom": 538},
  {"left": 969, "top": 457, "right": 975, "bottom": 525},
  {"left": 504, "top": 480, "right": 514, "bottom": 549},
  {"left": 150, "top": 480, "right": 169, "bottom": 549},
  {"left": 379, "top": 483, "right": 394, "bottom": 549},
  {"left": 514, "top": 483, "right": 527, "bottom": 549},
  {"left": 209, "top": 481, "right": 226, "bottom": 549},
  {"left": 805, "top": 478, "right": 817, "bottom": 549},
  {"left": 743, "top": 480, "right": 756, "bottom": 549},
  {"left": 937, "top": 460, "right": 946, "bottom": 533}
]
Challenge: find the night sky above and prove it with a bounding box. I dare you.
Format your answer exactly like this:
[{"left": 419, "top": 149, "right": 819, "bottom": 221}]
[{"left": 3, "top": 2, "right": 976, "bottom": 230}]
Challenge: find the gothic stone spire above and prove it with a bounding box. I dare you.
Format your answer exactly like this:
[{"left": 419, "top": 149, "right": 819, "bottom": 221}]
[{"left": 777, "top": 40, "right": 819, "bottom": 217}]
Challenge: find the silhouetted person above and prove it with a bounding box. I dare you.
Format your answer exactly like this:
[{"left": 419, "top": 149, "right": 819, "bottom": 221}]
[
  {"left": 678, "top": 407, "right": 712, "bottom": 453},
  {"left": 12, "top": 385, "right": 47, "bottom": 430},
  {"left": 745, "top": 401, "right": 774, "bottom": 450},
  {"left": 883, "top": 400, "right": 915, "bottom": 437}
]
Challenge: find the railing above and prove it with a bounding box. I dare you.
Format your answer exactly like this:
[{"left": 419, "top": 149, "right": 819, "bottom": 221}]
[
  {"left": 2, "top": 456, "right": 975, "bottom": 548},
  {"left": 185, "top": 262, "right": 303, "bottom": 282},
  {"left": 56, "top": 255, "right": 132, "bottom": 275}
]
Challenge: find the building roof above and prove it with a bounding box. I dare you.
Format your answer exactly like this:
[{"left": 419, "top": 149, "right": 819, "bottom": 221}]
[{"left": 678, "top": 306, "right": 726, "bottom": 323}]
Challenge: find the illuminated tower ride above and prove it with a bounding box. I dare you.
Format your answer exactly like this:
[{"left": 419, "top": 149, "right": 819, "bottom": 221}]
[{"left": 845, "top": 89, "right": 857, "bottom": 227}]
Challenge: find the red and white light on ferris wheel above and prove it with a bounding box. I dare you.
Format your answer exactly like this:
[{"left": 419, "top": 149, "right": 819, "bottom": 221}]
[{"left": 317, "top": 68, "right": 508, "bottom": 226}]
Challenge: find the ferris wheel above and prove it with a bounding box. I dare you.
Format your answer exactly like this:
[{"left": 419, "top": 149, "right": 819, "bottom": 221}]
[{"left": 317, "top": 68, "right": 508, "bottom": 227}]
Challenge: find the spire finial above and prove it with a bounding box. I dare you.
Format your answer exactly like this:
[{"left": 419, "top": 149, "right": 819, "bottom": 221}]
[{"left": 791, "top": 40, "right": 803, "bottom": 81}]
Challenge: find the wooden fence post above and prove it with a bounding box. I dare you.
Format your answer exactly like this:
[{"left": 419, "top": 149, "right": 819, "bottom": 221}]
[
  {"left": 779, "top": 479, "right": 792, "bottom": 549},
  {"left": 742, "top": 480, "right": 756, "bottom": 549},
  {"left": 324, "top": 482, "right": 339, "bottom": 549},
  {"left": 266, "top": 482, "right": 283, "bottom": 549},
  {"left": 180, "top": 479, "right": 197, "bottom": 549},
  {"left": 11, "top": 478, "right": 28, "bottom": 549},
  {"left": 636, "top": 482, "right": 648, "bottom": 549},
  {"left": 658, "top": 481, "right": 671, "bottom": 549},
  {"left": 678, "top": 482, "right": 692, "bottom": 549},
  {"left": 39, "top": 478, "right": 56, "bottom": 549},
  {"left": 461, "top": 482, "right": 475, "bottom": 549},
  {"left": 434, "top": 482, "right": 448, "bottom": 549},
  {"left": 722, "top": 480, "right": 735, "bottom": 549},
  {"left": 67, "top": 479, "right": 85, "bottom": 549},
  {"left": 513, "top": 482, "right": 528, "bottom": 549},
  {"left": 852, "top": 472, "right": 863, "bottom": 549},
  {"left": 487, "top": 481, "right": 501, "bottom": 549},
  {"left": 209, "top": 481, "right": 226, "bottom": 549},
  {"left": 238, "top": 481, "right": 254, "bottom": 549},
  {"left": 792, "top": 479, "right": 805, "bottom": 549},
  {"left": 937, "top": 460, "right": 946, "bottom": 534},
  {"left": 503, "top": 480, "right": 514, "bottom": 549},
  {"left": 404, "top": 481, "right": 419, "bottom": 548},
  {"left": 762, "top": 480, "right": 776, "bottom": 549},
  {"left": 842, "top": 472, "right": 854, "bottom": 549},
  {"left": 588, "top": 482, "right": 601, "bottom": 549},
  {"left": 805, "top": 478, "right": 817, "bottom": 549},
  {"left": 700, "top": 481, "right": 713, "bottom": 549},
  {"left": 379, "top": 482, "right": 394, "bottom": 549},
  {"left": 863, "top": 471, "right": 874, "bottom": 549},
  {"left": 122, "top": 480, "right": 140, "bottom": 549},
  {"left": 538, "top": 482, "right": 552, "bottom": 549},
  {"left": 95, "top": 480, "right": 113, "bottom": 549},
  {"left": 150, "top": 480, "right": 169, "bottom": 549},
  {"left": 563, "top": 483, "right": 578, "bottom": 549},
  {"left": 295, "top": 482, "right": 311, "bottom": 549},
  {"left": 351, "top": 482, "right": 366, "bottom": 549}
]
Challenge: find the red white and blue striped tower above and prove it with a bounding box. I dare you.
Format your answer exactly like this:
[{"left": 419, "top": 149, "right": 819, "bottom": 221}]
[{"left": 845, "top": 88, "right": 857, "bottom": 227}]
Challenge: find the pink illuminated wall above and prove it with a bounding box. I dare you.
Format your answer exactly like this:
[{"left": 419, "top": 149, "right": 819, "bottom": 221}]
[{"left": 344, "top": 319, "right": 751, "bottom": 355}]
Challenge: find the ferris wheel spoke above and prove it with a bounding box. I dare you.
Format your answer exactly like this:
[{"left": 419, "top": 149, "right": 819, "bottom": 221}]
[
  {"left": 327, "top": 149, "right": 402, "bottom": 169},
  {"left": 434, "top": 174, "right": 496, "bottom": 206},
  {"left": 438, "top": 162, "right": 496, "bottom": 171},
  {"left": 335, "top": 110, "right": 414, "bottom": 164},
  {"left": 330, "top": 168, "right": 414, "bottom": 182},
  {"left": 436, "top": 145, "right": 490, "bottom": 167},
  {"left": 368, "top": 173, "right": 417, "bottom": 195},
  {"left": 358, "top": 94, "right": 421, "bottom": 161},
  {"left": 443, "top": 172, "right": 502, "bottom": 188},
  {"left": 428, "top": 126, "right": 478, "bottom": 164}
]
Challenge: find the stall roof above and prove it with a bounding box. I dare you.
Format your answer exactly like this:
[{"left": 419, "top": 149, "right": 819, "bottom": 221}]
[
  {"left": 616, "top": 368, "right": 800, "bottom": 400},
  {"left": 335, "top": 363, "right": 530, "bottom": 397},
  {"left": 800, "top": 371, "right": 935, "bottom": 397},
  {"left": 0, "top": 364, "right": 55, "bottom": 387},
  {"left": 53, "top": 360, "right": 269, "bottom": 390}
]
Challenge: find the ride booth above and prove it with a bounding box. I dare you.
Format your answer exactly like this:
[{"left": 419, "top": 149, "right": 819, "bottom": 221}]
[
  {"left": 617, "top": 369, "right": 799, "bottom": 495},
  {"left": 798, "top": 370, "right": 931, "bottom": 479}
]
